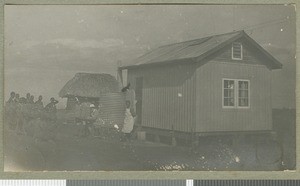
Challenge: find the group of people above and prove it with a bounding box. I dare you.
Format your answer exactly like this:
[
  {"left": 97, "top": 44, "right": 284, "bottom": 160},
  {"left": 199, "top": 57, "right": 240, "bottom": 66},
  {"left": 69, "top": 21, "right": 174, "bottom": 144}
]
[
  {"left": 74, "top": 98, "right": 136, "bottom": 142},
  {"left": 74, "top": 97, "right": 104, "bottom": 138},
  {"left": 5, "top": 91, "right": 59, "bottom": 134},
  {"left": 73, "top": 83, "right": 137, "bottom": 141},
  {"left": 5, "top": 82, "right": 137, "bottom": 142}
]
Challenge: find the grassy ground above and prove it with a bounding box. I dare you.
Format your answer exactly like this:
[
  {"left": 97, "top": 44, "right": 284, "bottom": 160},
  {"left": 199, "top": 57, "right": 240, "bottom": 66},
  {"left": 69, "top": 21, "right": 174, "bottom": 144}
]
[
  {"left": 4, "top": 109, "right": 295, "bottom": 171},
  {"left": 272, "top": 109, "right": 296, "bottom": 170}
]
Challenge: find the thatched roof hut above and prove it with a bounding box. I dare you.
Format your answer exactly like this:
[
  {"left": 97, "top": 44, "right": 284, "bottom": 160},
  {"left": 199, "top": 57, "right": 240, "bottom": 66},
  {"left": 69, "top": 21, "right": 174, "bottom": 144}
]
[
  {"left": 59, "top": 73, "right": 121, "bottom": 98},
  {"left": 59, "top": 73, "right": 126, "bottom": 125}
]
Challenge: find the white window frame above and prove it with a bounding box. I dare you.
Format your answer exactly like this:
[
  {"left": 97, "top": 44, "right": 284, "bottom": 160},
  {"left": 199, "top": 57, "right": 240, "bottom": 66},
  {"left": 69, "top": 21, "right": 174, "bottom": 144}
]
[
  {"left": 222, "top": 78, "right": 250, "bottom": 109},
  {"left": 237, "top": 79, "right": 250, "bottom": 108},
  {"left": 231, "top": 42, "right": 243, "bottom": 60},
  {"left": 222, "top": 78, "right": 236, "bottom": 108}
]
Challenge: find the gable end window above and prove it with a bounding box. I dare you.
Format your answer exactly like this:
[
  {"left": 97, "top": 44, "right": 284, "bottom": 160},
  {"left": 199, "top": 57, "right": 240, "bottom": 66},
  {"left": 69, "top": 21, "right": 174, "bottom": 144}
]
[
  {"left": 222, "top": 79, "right": 250, "bottom": 108},
  {"left": 232, "top": 42, "right": 243, "bottom": 60}
]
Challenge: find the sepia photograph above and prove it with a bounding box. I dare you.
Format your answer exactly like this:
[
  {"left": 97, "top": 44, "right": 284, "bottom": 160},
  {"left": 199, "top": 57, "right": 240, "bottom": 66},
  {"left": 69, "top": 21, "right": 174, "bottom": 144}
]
[{"left": 3, "top": 4, "right": 296, "bottom": 171}]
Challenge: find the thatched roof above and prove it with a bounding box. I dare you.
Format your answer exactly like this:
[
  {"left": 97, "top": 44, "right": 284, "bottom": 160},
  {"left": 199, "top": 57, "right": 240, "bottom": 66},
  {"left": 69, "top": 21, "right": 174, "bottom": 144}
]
[{"left": 59, "top": 73, "right": 121, "bottom": 98}]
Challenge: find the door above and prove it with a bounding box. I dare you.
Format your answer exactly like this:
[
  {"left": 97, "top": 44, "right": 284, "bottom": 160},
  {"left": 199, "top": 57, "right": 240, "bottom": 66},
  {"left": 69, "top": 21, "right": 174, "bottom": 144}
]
[{"left": 135, "top": 77, "right": 143, "bottom": 125}]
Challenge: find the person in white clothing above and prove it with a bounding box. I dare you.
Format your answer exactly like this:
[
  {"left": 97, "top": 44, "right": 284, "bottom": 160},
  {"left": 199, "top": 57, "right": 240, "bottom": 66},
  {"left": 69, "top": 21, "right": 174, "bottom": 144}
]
[{"left": 121, "top": 100, "right": 136, "bottom": 141}]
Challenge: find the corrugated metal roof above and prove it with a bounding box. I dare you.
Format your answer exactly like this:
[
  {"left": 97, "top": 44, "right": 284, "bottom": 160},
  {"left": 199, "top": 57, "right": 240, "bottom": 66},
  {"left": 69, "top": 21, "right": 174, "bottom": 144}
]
[
  {"left": 132, "top": 31, "right": 241, "bottom": 65},
  {"left": 121, "top": 30, "right": 282, "bottom": 70}
]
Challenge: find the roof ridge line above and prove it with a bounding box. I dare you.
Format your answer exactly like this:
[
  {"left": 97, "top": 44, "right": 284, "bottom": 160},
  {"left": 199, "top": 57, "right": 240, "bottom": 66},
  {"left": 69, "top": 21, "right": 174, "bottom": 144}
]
[{"left": 156, "top": 30, "right": 244, "bottom": 48}]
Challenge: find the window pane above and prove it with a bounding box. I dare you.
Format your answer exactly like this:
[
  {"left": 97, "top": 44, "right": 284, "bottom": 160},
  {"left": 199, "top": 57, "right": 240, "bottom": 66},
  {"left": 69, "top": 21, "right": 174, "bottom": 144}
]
[
  {"left": 229, "top": 98, "right": 234, "bottom": 106},
  {"left": 229, "top": 89, "right": 234, "bottom": 97},
  {"left": 224, "top": 80, "right": 234, "bottom": 89},
  {"left": 224, "top": 98, "right": 227, "bottom": 106},
  {"left": 224, "top": 80, "right": 228, "bottom": 88},
  {"left": 239, "top": 98, "right": 248, "bottom": 107},
  {"left": 232, "top": 42, "right": 242, "bottom": 59},
  {"left": 224, "top": 89, "right": 229, "bottom": 97},
  {"left": 224, "top": 98, "right": 234, "bottom": 107},
  {"left": 238, "top": 81, "right": 249, "bottom": 107},
  {"left": 239, "top": 81, "right": 248, "bottom": 89},
  {"left": 239, "top": 90, "right": 248, "bottom": 98},
  {"left": 223, "top": 80, "right": 235, "bottom": 107}
]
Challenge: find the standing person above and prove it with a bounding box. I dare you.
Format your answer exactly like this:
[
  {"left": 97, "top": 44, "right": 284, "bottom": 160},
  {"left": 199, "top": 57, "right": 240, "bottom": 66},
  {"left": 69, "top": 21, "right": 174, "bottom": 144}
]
[
  {"left": 19, "top": 97, "right": 27, "bottom": 104},
  {"left": 88, "top": 104, "right": 104, "bottom": 138},
  {"left": 25, "top": 93, "right": 31, "bottom": 104},
  {"left": 35, "top": 95, "right": 44, "bottom": 110},
  {"left": 14, "top": 94, "right": 20, "bottom": 103},
  {"left": 21, "top": 93, "right": 32, "bottom": 126},
  {"left": 74, "top": 97, "right": 83, "bottom": 137},
  {"left": 122, "top": 83, "right": 136, "bottom": 115},
  {"left": 15, "top": 99, "right": 26, "bottom": 135},
  {"left": 44, "top": 97, "right": 59, "bottom": 121},
  {"left": 5, "top": 91, "right": 17, "bottom": 130},
  {"left": 44, "top": 97, "right": 59, "bottom": 112},
  {"left": 76, "top": 99, "right": 91, "bottom": 137},
  {"left": 121, "top": 101, "right": 136, "bottom": 142},
  {"left": 74, "top": 97, "right": 81, "bottom": 124},
  {"left": 29, "top": 95, "right": 35, "bottom": 104},
  {"left": 7, "top": 91, "right": 15, "bottom": 103},
  {"left": 81, "top": 101, "right": 92, "bottom": 137}
]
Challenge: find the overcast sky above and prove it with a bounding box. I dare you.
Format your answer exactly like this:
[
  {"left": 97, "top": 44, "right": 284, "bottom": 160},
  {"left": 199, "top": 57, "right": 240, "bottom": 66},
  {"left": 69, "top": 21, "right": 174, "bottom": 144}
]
[{"left": 4, "top": 5, "right": 296, "bottom": 108}]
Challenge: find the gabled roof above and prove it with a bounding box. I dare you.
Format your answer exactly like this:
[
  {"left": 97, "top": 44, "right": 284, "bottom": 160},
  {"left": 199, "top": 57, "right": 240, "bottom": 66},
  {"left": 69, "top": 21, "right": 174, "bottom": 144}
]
[{"left": 120, "top": 30, "right": 282, "bottom": 70}]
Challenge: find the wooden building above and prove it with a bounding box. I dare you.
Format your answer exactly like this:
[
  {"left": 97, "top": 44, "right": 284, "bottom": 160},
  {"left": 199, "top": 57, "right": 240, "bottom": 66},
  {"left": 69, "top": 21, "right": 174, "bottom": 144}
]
[{"left": 119, "top": 30, "right": 282, "bottom": 138}]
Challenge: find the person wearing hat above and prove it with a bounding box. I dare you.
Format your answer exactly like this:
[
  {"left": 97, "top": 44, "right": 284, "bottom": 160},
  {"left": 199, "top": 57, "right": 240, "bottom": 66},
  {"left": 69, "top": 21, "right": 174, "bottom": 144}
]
[
  {"left": 83, "top": 103, "right": 99, "bottom": 137},
  {"left": 45, "top": 97, "right": 58, "bottom": 112},
  {"left": 44, "top": 97, "right": 59, "bottom": 121}
]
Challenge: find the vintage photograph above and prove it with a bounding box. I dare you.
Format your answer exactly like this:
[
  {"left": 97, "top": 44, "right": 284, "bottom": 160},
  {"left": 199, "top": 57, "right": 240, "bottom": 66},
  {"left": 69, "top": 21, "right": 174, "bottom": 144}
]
[{"left": 4, "top": 4, "right": 296, "bottom": 171}]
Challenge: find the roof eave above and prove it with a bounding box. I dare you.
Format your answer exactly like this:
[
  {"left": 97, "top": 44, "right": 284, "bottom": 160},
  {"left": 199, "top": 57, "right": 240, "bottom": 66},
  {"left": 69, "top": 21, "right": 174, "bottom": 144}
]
[
  {"left": 242, "top": 32, "right": 283, "bottom": 70},
  {"left": 119, "top": 58, "right": 197, "bottom": 70}
]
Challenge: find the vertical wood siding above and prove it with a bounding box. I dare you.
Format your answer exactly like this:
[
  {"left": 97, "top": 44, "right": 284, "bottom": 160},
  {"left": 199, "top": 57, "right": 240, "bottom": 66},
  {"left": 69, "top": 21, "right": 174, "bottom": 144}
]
[
  {"left": 127, "top": 40, "right": 273, "bottom": 133},
  {"left": 196, "top": 61, "right": 272, "bottom": 132},
  {"left": 128, "top": 63, "right": 196, "bottom": 132}
]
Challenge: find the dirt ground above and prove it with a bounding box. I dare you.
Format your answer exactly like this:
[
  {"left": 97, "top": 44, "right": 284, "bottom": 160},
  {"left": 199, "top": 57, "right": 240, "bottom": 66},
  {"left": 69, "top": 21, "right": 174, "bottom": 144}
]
[{"left": 4, "top": 109, "right": 295, "bottom": 171}]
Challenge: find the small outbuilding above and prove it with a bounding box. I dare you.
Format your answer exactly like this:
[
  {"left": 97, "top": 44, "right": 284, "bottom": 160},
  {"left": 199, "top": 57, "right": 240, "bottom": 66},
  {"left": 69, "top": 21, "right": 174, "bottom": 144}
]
[
  {"left": 119, "top": 30, "right": 282, "bottom": 139},
  {"left": 59, "top": 73, "right": 125, "bottom": 126}
]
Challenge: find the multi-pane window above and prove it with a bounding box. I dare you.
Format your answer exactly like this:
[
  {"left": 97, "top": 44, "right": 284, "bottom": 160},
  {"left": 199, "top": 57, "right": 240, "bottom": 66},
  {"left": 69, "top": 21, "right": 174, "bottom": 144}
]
[
  {"left": 223, "top": 80, "right": 235, "bottom": 107},
  {"left": 223, "top": 79, "right": 250, "bottom": 108},
  {"left": 238, "top": 81, "right": 249, "bottom": 107},
  {"left": 232, "top": 42, "right": 243, "bottom": 60}
]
